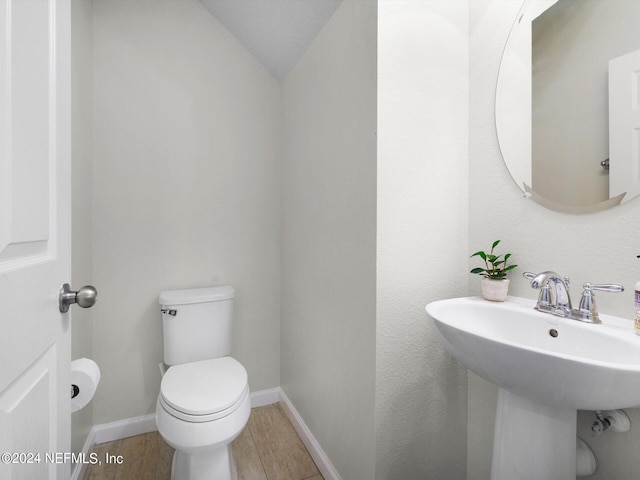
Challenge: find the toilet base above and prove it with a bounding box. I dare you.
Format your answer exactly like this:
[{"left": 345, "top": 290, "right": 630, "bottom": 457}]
[{"left": 171, "top": 444, "right": 238, "bottom": 480}]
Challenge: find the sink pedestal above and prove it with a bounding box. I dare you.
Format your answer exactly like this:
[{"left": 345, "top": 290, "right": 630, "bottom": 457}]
[{"left": 491, "top": 389, "right": 576, "bottom": 480}]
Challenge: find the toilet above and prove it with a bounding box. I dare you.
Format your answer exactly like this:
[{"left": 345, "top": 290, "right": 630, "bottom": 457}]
[{"left": 155, "top": 286, "right": 250, "bottom": 480}]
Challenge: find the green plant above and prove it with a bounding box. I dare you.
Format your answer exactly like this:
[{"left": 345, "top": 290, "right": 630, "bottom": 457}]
[{"left": 470, "top": 240, "right": 517, "bottom": 280}]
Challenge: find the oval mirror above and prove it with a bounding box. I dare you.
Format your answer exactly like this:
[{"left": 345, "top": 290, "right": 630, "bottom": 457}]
[{"left": 496, "top": 0, "right": 640, "bottom": 214}]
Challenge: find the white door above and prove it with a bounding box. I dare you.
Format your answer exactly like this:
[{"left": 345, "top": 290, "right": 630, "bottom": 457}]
[
  {"left": 609, "top": 48, "right": 640, "bottom": 202},
  {"left": 0, "top": 0, "right": 72, "bottom": 479}
]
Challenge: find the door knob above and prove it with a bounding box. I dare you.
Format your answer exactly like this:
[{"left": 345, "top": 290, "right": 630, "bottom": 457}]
[{"left": 59, "top": 284, "right": 97, "bottom": 313}]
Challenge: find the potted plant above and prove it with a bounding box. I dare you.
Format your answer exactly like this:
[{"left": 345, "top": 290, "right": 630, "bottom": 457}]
[{"left": 470, "top": 240, "right": 517, "bottom": 302}]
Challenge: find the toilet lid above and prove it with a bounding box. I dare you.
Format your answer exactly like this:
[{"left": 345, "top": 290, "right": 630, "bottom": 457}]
[{"left": 160, "top": 357, "right": 248, "bottom": 416}]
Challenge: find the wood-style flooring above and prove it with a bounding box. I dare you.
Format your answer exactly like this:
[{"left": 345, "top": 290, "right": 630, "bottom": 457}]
[{"left": 81, "top": 403, "right": 323, "bottom": 480}]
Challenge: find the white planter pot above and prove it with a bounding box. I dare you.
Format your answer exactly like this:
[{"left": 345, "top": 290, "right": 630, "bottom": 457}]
[{"left": 481, "top": 278, "right": 510, "bottom": 302}]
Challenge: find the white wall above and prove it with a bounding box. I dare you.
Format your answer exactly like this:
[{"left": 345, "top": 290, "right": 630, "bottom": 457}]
[
  {"left": 71, "top": 0, "right": 94, "bottom": 455},
  {"left": 281, "top": 1, "right": 377, "bottom": 478},
  {"left": 376, "top": 2, "right": 469, "bottom": 479},
  {"left": 470, "top": 2, "right": 640, "bottom": 478},
  {"left": 91, "top": 0, "right": 282, "bottom": 424}
]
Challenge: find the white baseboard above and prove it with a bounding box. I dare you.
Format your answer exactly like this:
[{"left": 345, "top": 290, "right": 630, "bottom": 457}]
[
  {"left": 92, "top": 413, "right": 158, "bottom": 445},
  {"left": 250, "top": 386, "right": 280, "bottom": 407},
  {"left": 277, "top": 389, "right": 342, "bottom": 480},
  {"left": 71, "top": 387, "right": 340, "bottom": 480},
  {"left": 252, "top": 387, "right": 341, "bottom": 480},
  {"left": 70, "top": 413, "right": 157, "bottom": 480}
]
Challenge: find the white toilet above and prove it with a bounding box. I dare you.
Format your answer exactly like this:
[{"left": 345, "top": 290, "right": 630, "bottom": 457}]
[{"left": 156, "top": 286, "right": 250, "bottom": 480}]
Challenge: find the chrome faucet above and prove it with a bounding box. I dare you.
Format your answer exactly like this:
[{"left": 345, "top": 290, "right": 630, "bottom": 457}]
[
  {"left": 523, "top": 271, "right": 624, "bottom": 324},
  {"left": 524, "top": 271, "right": 572, "bottom": 317}
]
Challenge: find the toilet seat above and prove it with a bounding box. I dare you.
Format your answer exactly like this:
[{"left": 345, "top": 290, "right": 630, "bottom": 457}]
[{"left": 160, "top": 357, "right": 248, "bottom": 423}]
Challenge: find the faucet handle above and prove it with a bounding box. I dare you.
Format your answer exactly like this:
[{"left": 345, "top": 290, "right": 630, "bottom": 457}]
[
  {"left": 583, "top": 283, "right": 624, "bottom": 293},
  {"left": 523, "top": 272, "right": 555, "bottom": 311},
  {"left": 539, "top": 281, "right": 552, "bottom": 308},
  {"left": 573, "top": 283, "right": 624, "bottom": 324}
]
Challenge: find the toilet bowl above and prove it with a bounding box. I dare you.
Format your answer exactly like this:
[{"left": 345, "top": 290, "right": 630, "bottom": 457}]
[{"left": 156, "top": 357, "right": 250, "bottom": 480}]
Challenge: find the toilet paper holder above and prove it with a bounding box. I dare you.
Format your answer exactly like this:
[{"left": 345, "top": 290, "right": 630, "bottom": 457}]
[{"left": 70, "top": 358, "right": 101, "bottom": 412}]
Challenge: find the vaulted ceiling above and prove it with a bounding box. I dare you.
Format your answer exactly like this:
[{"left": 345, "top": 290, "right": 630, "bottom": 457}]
[{"left": 199, "top": 0, "right": 343, "bottom": 81}]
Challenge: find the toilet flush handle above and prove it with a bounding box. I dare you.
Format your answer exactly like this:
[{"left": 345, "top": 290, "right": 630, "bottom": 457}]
[{"left": 59, "top": 284, "right": 97, "bottom": 313}]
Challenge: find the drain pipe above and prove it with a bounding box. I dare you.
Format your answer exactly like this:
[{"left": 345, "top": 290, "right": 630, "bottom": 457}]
[
  {"left": 577, "top": 409, "right": 632, "bottom": 477},
  {"left": 591, "top": 409, "right": 631, "bottom": 436}
]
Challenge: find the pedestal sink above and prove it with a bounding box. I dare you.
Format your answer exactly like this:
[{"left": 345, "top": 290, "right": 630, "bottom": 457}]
[{"left": 426, "top": 296, "right": 640, "bottom": 480}]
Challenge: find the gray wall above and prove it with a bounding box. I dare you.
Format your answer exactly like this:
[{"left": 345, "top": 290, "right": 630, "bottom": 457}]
[
  {"left": 91, "top": 0, "right": 282, "bottom": 424},
  {"left": 281, "top": 1, "right": 378, "bottom": 478},
  {"left": 376, "top": 2, "right": 469, "bottom": 479},
  {"left": 469, "top": 1, "right": 640, "bottom": 478}
]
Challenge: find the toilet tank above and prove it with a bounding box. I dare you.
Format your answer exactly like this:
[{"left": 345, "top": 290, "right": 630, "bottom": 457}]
[{"left": 159, "top": 286, "right": 234, "bottom": 366}]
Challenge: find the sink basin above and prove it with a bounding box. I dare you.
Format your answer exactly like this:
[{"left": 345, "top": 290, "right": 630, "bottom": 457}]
[
  {"left": 426, "top": 296, "right": 640, "bottom": 410},
  {"left": 426, "top": 296, "right": 640, "bottom": 480}
]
